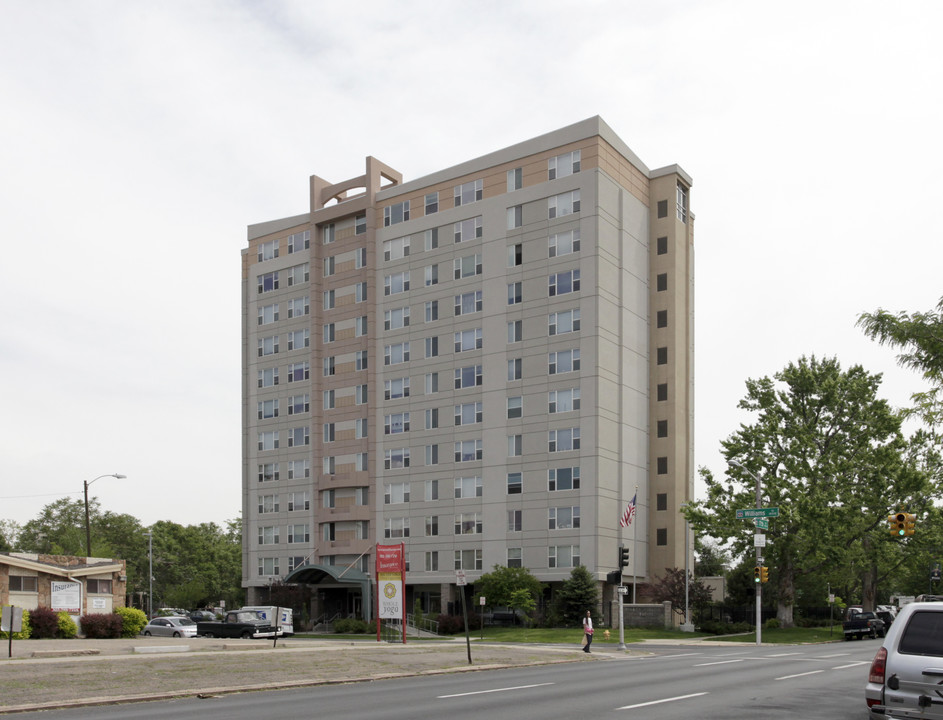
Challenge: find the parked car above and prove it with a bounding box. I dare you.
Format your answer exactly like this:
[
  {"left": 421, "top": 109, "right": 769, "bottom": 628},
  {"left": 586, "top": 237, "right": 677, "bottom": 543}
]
[
  {"left": 196, "top": 610, "right": 280, "bottom": 639},
  {"left": 141, "top": 616, "right": 198, "bottom": 638},
  {"left": 154, "top": 607, "right": 188, "bottom": 618},
  {"left": 844, "top": 610, "right": 885, "bottom": 640},
  {"left": 866, "top": 600, "right": 943, "bottom": 718},
  {"left": 189, "top": 610, "right": 216, "bottom": 623}
]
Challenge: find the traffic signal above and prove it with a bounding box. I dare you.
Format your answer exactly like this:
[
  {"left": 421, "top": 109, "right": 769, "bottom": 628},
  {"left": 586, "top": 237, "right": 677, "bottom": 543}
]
[
  {"left": 891, "top": 513, "right": 907, "bottom": 537},
  {"left": 760, "top": 566, "right": 769, "bottom": 583},
  {"left": 905, "top": 513, "right": 916, "bottom": 537},
  {"left": 620, "top": 545, "right": 629, "bottom": 568},
  {"left": 754, "top": 566, "right": 761, "bottom": 583},
  {"left": 607, "top": 570, "right": 622, "bottom": 585}
]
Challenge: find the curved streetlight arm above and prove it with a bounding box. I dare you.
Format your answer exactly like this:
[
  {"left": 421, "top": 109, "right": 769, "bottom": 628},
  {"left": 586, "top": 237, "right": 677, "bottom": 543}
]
[{"left": 83, "top": 473, "right": 126, "bottom": 557}]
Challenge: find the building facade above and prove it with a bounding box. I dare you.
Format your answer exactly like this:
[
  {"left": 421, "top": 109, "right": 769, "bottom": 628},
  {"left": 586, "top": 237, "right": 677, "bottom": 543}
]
[{"left": 241, "top": 117, "right": 694, "bottom": 619}]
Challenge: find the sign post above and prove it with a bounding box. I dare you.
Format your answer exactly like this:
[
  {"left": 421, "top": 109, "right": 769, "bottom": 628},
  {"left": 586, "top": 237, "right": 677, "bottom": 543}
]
[
  {"left": 2, "top": 606, "right": 23, "bottom": 658},
  {"left": 456, "top": 570, "right": 471, "bottom": 664}
]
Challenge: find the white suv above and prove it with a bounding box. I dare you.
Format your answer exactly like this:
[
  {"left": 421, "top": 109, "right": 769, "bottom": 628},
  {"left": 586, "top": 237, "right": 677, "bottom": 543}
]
[{"left": 866, "top": 601, "right": 943, "bottom": 718}]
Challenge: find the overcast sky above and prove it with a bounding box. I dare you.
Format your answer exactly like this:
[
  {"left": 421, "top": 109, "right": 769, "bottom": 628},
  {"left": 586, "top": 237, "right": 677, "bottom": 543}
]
[{"left": 1, "top": 1, "right": 940, "bottom": 531}]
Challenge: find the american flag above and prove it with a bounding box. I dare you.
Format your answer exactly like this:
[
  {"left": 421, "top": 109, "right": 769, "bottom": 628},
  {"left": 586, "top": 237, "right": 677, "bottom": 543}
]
[{"left": 620, "top": 493, "right": 637, "bottom": 527}]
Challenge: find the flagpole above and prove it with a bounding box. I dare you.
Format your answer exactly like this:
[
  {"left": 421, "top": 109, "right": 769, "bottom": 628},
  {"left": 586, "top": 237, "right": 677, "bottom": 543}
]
[{"left": 632, "top": 485, "right": 638, "bottom": 604}]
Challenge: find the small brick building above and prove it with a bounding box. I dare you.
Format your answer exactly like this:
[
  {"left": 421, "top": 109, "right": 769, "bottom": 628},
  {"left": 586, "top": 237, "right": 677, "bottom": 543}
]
[{"left": 0, "top": 552, "right": 127, "bottom": 617}]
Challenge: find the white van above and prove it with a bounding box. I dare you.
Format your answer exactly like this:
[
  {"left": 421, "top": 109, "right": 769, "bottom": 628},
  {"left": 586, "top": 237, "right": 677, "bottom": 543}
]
[{"left": 239, "top": 606, "right": 294, "bottom": 636}]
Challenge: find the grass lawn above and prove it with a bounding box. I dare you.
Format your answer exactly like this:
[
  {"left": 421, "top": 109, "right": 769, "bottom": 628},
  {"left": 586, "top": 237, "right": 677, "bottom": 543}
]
[
  {"left": 297, "top": 626, "right": 712, "bottom": 644},
  {"left": 704, "top": 625, "right": 844, "bottom": 644}
]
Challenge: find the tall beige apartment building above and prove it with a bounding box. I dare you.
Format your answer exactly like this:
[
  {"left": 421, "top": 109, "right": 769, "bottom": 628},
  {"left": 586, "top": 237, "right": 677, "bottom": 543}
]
[{"left": 241, "top": 117, "right": 694, "bottom": 620}]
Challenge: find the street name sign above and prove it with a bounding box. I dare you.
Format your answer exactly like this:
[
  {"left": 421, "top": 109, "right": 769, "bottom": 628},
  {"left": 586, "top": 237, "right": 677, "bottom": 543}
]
[
  {"left": 754, "top": 518, "right": 769, "bottom": 530},
  {"left": 736, "top": 507, "right": 780, "bottom": 519}
]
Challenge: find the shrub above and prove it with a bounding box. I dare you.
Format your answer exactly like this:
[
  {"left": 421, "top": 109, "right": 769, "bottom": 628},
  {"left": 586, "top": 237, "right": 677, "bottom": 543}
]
[
  {"left": 333, "top": 618, "right": 372, "bottom": 634},
  {"left": 57, "top": 612, "right": 78, "bottom": 638},
  {"left": 764, "top": 618, "right": 780, "bottom": 630},
  {"left": 27, "top": 607, "right": 60, "bottom": 639},
  {"left": 114, "top": 607, "right": 147, "bottom": 638},
  {"left": 435, "top": 614, "right": 466, "bottom": 634},
  {"left": 80, "top": 613, "right": 123, "bottom": 639},
  {"left": 0, "top": 609, "right": 30, "bottom": 640}
]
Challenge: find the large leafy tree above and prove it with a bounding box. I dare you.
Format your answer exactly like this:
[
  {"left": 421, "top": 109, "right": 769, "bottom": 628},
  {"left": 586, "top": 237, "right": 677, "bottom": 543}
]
[
  {"left": 858, "top": 296, "right": 943, "bottom": 425},
  {"left": 474, "top": 565, "right": 544, "bottom": 617},
  {"left": 687, "top": 356, "right": 936, "bottom": 627}
]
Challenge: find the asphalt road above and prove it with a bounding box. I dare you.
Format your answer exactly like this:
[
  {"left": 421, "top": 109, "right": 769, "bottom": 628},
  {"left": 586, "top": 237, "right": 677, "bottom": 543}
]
[{"left": 5, "top": 639, "right": 881, "bottom": 719}]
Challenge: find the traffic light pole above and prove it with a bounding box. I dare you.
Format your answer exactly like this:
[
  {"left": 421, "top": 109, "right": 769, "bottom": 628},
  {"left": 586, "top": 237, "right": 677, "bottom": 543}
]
[{"left": 754, "top": 472, "right": 762, "bottom": 647}]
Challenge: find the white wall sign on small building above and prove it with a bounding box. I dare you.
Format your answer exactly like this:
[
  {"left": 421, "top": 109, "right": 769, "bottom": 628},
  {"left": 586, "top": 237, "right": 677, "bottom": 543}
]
[{"left": 51, "top": 581, "right": 82, "bottom": 614}]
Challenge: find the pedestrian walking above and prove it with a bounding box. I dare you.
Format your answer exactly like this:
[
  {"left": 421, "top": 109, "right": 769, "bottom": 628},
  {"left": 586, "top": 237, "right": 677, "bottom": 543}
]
[{"left": 582, "top": 610, "right": 594, "bottom": 653}]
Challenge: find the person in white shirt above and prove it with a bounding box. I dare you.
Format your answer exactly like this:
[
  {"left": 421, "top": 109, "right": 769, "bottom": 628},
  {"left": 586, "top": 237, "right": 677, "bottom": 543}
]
[{"left": 582, "top": 610, "right": 594, "bottom": 653}]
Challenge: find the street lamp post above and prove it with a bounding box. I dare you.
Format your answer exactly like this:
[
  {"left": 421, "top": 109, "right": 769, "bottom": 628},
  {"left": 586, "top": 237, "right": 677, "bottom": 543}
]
[
  {"left": 83, "top": 473, "right": 126, "bottom": 557},
  {"left": 143, "top": 531, "right": 153, "bottom": 618},
  {"left": 729, "top": 460, "right": 763, "bottom": 646}
]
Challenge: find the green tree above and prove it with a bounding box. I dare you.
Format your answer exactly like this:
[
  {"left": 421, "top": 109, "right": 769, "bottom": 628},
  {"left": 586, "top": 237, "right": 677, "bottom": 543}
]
[
  {"left": 649, "top": 567, "right": 714, "bottom": 622},
  {"left": 858, "top": 296, "right": 943, "bottom": 425},
  {"left": 0, "top": 519, "right": 20, "bottom": 551},
  {"left": 687, "top": 356, "right": 936, "bottom": 627},
  {"left": 555, "top": 565, "right": 599, "bottom": 626},
  {"left": 694, "top": 537, "right": 728, "bottom": 577},
  {"left": 475, "top": 565, "right": 544, "bottom": 622}
]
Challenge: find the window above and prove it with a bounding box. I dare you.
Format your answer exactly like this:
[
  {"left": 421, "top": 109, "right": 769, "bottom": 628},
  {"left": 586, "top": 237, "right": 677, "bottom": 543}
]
[
  {"left": 454, "top": 476, "right": 482, "bottom": 499},
  {"left": 507, "top": 320, "right": 522, "bottom": 343},
  {"left": 425, "top": 300, "right": 438, "bottom": 323},
  {"left": 258, "top": 399, "right": 278, "bottom": 419},
  {"left": 323, "top": 423, "right": 335, "bottom": 443},
  {"left": 323, "top": 389, "right": 335, "bottom": 410},
  {"left": 288, "top": 229, "right": 310, "bottom": 253},
  {"left": 549, "top": 545, "right": 580, "bottom": 568},
  {"left": 323, "top": 290, "right": 335, "bottom": 310},
  {"left": 287, "top": 362, "right": 309, "bottom": 383},
  {"left": 356, "top": 417, "right": 368, "bottom": 439},
  {"left": 549, "top": 229, "right": 580, "bottom": 257},
  {"left": 454, "top": 439, "right": 483, "bottom": 463},
  {"left": 549, "top": 309, "right": 580, "bottom": 335},
  {"left": 323, "top": 456, "right": 336, "bottom": 474},
  {"left": 549, "top": 388, "right": 580, "bottom": 413},
  {"left": 677, "top": 182, "right": 689, "bottom": 222},
  {"left": 287, "top": 263, "right": 309, "bottom": 287},
  {"left": 507, "top": 396, "right": 522, "bottom": 419},
  {"left": 356, "top": 350, "right": 368, "bottom": 371},
  {"left": 258, "top": 238, "right": 279, "bottom": 262},
  {"left": 257, "top": 367, "right": 278, "bottom": 388},
  {"left": 549, "top": 427, "right": 580, "bottom": 452},
  {"left": 425, "top": 335, "right": 439, "bottom": 358},
  {"left": 287, "top": 556, "right": 306, "bottom": 572},
  {"left": 384, "top": 413, "right": 410, "bottom": 434},
  {"left": 454, "top": 402, "right": 483, "bottom": 426},
  {"left": 549, "top": 348, "right": 580, "bottom": 375},
  {"left": 288, "top": 329, "right": 309, "bottom": 351},
  {"left": 425, "top": 192, "right": 439, "bottom": 215},
  {"left": 549, "top": 506, "right": 580, "bottom": 530},
  {"left": 657, "top": 310, "right": 668, "bottom": 328},
  {"left": 507, "top": 472, "right": 522, "bottom": 495},
  {"left": 508, "top": 243, "right": 522, "bottom": 267},
  {"left": 454, "top": 253, "right": 482, "bottom": 279},
  {"left": 657, "top": 456, "right": 668, "bottom": 475},
  {"left": 453, "top": 179, "right": 482, "bottom": 207},
  {"left": 322, "top": 224, "right": 335, "bottom": 245},
  {"left": 384, "top": 236, "right": 410, "bottom": 262},
  {"left": 385, "top": 516, "right": 410, "bottom": 539},
  {"left": 507, "top": 510, "right": 522, "bottom": 532},
  {"left": 656, "top": 493, "right": 668, "bottom": 512},
  {"left": 507, "top": 548, "right": 522, "bottom": 568},
  {"left": 657, "top": 236, "right": 668, "bottom": 255},
  {"left": 507, "top": 205, "right": 522, "bottom": 229},
  {"left": 657, "top": 383, "right": 668, "bottom": 402},
  {"left": 548, "top": 190, "right": 580, "bottom": 218},
  {"left": 385, "top": 376, "right": 410, "bottom": 400},
  {"left": 507, "top": 281, "right": 522, "bottom": 305},
  {"left": 355, "top": 315, "right": 368, "bottom": 336},
  {"left": 356, "top": 452, "right": 368, "bottom": 471},
  {"left": 549, "top": 149, "right": 580, "bottom": 180},
  {"left": 258, "top": 494, "right": 279, "bottom": 513},
  {"left": 425, "top": 372, "right": 439, "bottom": 394},
  {"left": 288, "top": 426, "right": 309, "bottom": 448},
  {"left": 455, "top": 549, "right": 482, "bottom": 571},
  {"left": 287, "top": 460, "right": 309, "bottom": 479},
  {"left": 323, "top": 256, "right": 335, "bottom": 277},
  {"left": 425, "top": 446, "right": 439, "bottom": 467},
  {"left": 454, "top": 216, "right": 483, "bottom": 243},
  {"left": 657, "top": 346, "right": 668, "bottom": 365},
  {"left": 286, "top": 524, "right": 309, "bottom": 544},
  {"left": 657, "top": 199, "right": 668, "bottom": 218},
  {"left": 425, "top": 408, "right": 439, "bottom": 429},
  {"left": 384, "top": 448, "right": 410, "bottom": 471},
  {"left": 385, "top": 271, "right": 410, "bottom": 295},
  {"left": 9, "top": 576, "right": 38, "bottom": 592},
  {"left": 455, "top": 365, "right": 483, "bottom": 389},
  {"left": 258, "top": 462, "right": 278, "bottom": 482},
  {"left": 548, "top": 466, "right": 580, "bottom": 491},
  {"left": 385, "top": 342, "right": 410, "bottom": 365},
  {"left": 384, "top": 481, "right": 410, "bottom": 503},
  {"left": 657, "top": 420, "right": 668, "bottom": 438},
  {"left": 383, "top": 200, "right": 410, "bottom": 226},
  {"left": 549, "top": 269, "right": 580, "bottom": 296},
  {"left": 355, "top": 214, "right": 366, "bottom": 235},
  {"left": 424, "top": 264, "right": 438, "bottom": 286},
  {"left": 455, "top": 512, "right": 482, "bottom": 535},
  {"left": 508, "top": 434, "right": 522, "bottom": 457},
  {"left": 258, "top": 335, "right": 279, "bottom": 357},
  {"left": 455, "top": 291, "right": 482, "bottom": 316},
  {"left": 507, "top": 167, "right": 522, "bottom": 191},
  {"left": 656, "top": 273, "right": 668, "bottom": 292},
  {"left": 424, "top": 227, "right": 439, "bottom": 251},
  {"left": 322, "top": 356, "right": 336, "bottom": 377},
  {"left": 322, "top": 523, "right": 335, "bottom": 542},
  {"left": 258, "top": 431, "right": 279, "bottom": 451},
  {"left": 454, "top": 328, "right": 482, "bottom": 352},
  {"left": 425, "top": 551, "right": 439, "bottom": 571},
  {"left": 258, "top": 303, "right": 279, "bottom": 325},
  {"left": 258, "top": 557, "right": 280, "bottom": 576},
  {"left": 425, "top": 516, "right": 439, "bottom": 536},
  {"left": 356, "top": 282, "right": 368, "bottom": 303},
  {"left": 385, "top": 306, "right": 410, "bottom": 331},
  {"left": 287, "top": 296, "right": 309, "bottom": 318},
  {"left": 656, "top": 528, "right": 668, "bottom": 546},
  {"left": 323, "top": 323, "right": 335, "bottom": 343},
  {"left": 507, "top": 358, "right": 522, "bottom": 381},
  {"left": 257, "top": 271, "right": 279, "bottom": 294}
]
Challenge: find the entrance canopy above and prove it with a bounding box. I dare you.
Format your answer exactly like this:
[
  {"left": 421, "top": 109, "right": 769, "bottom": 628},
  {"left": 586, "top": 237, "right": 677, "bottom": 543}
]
[{"left": 283, "top": 564, "right": 372, "bottom": 621}]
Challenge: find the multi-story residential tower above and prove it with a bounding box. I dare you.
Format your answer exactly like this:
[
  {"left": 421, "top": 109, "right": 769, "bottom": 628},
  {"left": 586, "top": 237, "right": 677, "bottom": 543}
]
[{"left": 241, "top": 117, "right": 693, "bottom": 621}]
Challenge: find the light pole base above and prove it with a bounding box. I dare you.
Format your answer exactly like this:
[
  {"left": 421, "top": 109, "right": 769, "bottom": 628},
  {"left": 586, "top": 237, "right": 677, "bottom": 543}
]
[{"left": 680, "top": 622, "right": 695, "bottom": 633}]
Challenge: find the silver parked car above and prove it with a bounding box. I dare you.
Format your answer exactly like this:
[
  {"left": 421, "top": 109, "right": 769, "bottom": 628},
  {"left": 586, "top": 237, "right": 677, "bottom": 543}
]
[
  {"left": 141, "top": 616, "right": 198, "bottom": 638},
  {"left": 866, "top": 601, "right": 943, "bottom": 718}
]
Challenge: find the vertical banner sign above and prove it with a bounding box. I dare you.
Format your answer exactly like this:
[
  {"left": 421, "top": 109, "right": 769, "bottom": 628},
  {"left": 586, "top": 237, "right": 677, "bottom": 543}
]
[{"left": 376, "top": 543, "right": 405, "bottom": 643}]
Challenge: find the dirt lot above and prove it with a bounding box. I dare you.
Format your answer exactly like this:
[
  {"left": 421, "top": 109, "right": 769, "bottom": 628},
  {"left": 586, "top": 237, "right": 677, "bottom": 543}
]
[{"left": 0, "top": 636, "right": 595, "bottom": 713}]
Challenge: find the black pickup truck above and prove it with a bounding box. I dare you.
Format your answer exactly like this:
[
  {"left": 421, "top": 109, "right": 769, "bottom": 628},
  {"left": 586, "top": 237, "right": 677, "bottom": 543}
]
[
  {"left": 196, "top": 610, "right": 280, "bottom": 639},
  {"left": 842, "top": 610, "right": 885, "bottom": 640}
]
